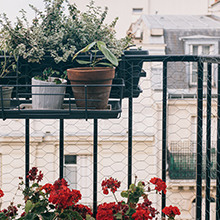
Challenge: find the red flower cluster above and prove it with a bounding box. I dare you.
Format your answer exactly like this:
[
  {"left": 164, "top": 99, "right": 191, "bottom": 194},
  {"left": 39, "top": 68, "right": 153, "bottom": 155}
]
[
  {"left": 162, "top": 205, "right": 181, "bottom": 218},
  {"left": 0, "top": 189, "right": 4, "bottom": 198},
  {"left": 48, "top": 178, "right": 82, "bottom": 209},
  {"left": 0, "top": 205, "right": 18, "bottom": 217},
  {"left": 27, "top": 167, "right": 43, "bottom": 183},
  {"left": 132, "top": 205, "right": 152, "bottom": 220},
  {"left": 41, "top": 183, "right": 54, "bottom": 194},
  {"left": 72, "top": 204, "right": 93, "bottom": 219},
  {"left": 96, "top": 201, "right": 129, "bottom": 220},
  {"left": 149, "top": 177, "right": 167, "bottom": 194},
  {"left": 101, "top": 177, "right": 121, "bottom": 195}
]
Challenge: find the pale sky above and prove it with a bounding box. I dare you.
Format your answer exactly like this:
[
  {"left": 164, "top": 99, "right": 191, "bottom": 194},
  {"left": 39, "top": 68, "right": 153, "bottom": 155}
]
[{"left": 0, "top": 0, "right": 45, "bottom": 23}]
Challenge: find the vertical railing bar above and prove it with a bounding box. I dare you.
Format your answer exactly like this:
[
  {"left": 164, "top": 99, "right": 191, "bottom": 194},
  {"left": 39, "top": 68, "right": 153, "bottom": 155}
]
[
  {"left": 25, "top": 119, "right": 30, "bottom": 187},
  {"left": 59, "top": 119, "right": 64, "bottom": 179},
  {"left": 85, "top": 85, "right": 88, "bottom": 121},
  {"left": 196, "top": 61, "right": 203, "bottom": 220},
  {"left": 16, "top": 56, "right": 19, "bottom": 97},
  {"left": 128, "top": 62, "right": 133, "bottom": 188},
  {"left": 162, "top": 61, "right": 167, "bottom": 215},
  {"left": 216, "top": 64, "right": 220, "bottom": 220},
  {"left": 205, "top": 63, "right": 212, "bottom": 220},
  {"left": 0, "top": 86, "right": 5, "bottom": 121},
  {"left": 93, "top": 119, "right": 98, "bottom": 217}
]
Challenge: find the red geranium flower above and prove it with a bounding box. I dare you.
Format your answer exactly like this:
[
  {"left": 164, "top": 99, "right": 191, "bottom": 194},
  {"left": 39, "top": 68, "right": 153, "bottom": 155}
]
[
  {"left": 96, "top": 202, "right": 116, "bottom": 220},
  {"left": 162, "top": 205, "right": 181, "bottom": 218},
  {"left": 101, "top": 177, "right": 121, "bottom": 195},
  {"left": 0, "top": 189, "right": 4, "bottom": 198},
  {"left": 36, "top": 171, "right": 43, "bottom": 183},
  {"left": 72, "top": 204, "right": 93, "bottom": 219},
  {"left": 27, "top": 167, "right": 38, "bottom": 181},
  {"left": 49, "top": 178, "right": 81, "bottom": 209},
  {"left": 149, "top": 177, "right": 167, "bottom": 194},
  {"left": 132, "top": 205, "right": 152, "bottom": 220},
  {"left": 41, "top": 183, "right": 54, "bottom": 194},
  {"left": 96, "top": 201, "right": 129, "bottom": 220}
]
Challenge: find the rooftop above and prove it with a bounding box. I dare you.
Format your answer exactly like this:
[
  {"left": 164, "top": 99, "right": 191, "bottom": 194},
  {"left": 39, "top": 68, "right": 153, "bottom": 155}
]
[{"left": 141, "top": 14, "right": 220, "bottom": 29}]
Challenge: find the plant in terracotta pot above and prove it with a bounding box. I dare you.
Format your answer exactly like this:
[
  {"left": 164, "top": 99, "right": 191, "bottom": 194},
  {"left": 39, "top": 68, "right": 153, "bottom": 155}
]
[
  {"left": 67, "top": 41, "right": 119, "bottom": 109},
  {"left": 0, "top": 50, "right": 17, "bottom": 108},
  {"left": 32, "top": 67, "right": 67, "bottom": 109}
]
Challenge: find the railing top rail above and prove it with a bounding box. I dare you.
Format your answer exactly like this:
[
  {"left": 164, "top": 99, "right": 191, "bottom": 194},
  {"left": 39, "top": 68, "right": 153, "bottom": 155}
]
[{"left": 123, "top": 54, "right": 220, "bottom": 63}]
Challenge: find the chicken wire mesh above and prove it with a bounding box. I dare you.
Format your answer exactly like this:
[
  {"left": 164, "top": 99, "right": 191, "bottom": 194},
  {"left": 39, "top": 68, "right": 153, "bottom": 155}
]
[{"left": 0, "top": 54, "right": 219, "bottom": 219}]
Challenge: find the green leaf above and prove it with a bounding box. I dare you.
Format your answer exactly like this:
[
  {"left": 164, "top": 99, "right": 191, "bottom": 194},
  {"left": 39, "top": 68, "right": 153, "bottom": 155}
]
[
  {"left": 121, "top": 190, "right": 129, "bottom": 198},
  {"left": 76, "top": 60, "right": 92, "bottom": 65},
  {"left": 35, "top": 206, "right": 47, "bottom": 214},
  {"left": 91, "top": 50, "right": 99, "bottom": 53},
  {"left": 24, "top": 213, "right": 36, "bottom": 220},
  {"left": 49, "top": 204, "right": 55, "bottom": 210},
  {"left": 25, "top": 200, "right": 33, "bottom": 213},
  {"left": 95, "top": 62, "right": 113, "bottom": 67},
  {"left": 41, "top": 212, "right": 56, "bottom": 220},
  {"left": 0, "top": 213, "right": 5, "bottom": 218},
  {"left": 96, "top": 41, "right": 106, "bottom": 50},
  {"left": 73, "top": 41, "right": 96, "bottom": 60},
  {"left": 32, "top": 183, "right": 39, "bottom": 188},
  {"left": 99, "top": 45, "right": 118, "bottom": 66}
]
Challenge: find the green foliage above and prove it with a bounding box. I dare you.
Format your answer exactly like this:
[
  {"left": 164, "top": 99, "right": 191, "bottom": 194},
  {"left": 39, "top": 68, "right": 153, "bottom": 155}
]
[
  {"left": 73, "top": 41, "right": 119, "bottom": 68},
  {"left": 0, "top": 0, "right": 132, "bottom": 64},
  {"left": 34, "top": 67, "right": 67, "bottom": 84},
  {"left": 0, "top": 50, "right": 17, "bottom": 79},
  {"left": 121, "top": 180, "right": 145, "bottom": 205}
]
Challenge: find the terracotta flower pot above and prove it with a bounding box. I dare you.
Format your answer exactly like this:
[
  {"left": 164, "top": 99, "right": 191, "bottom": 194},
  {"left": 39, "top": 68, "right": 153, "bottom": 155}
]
[{"left": 67, "top": 67, "right": 115, "bottom": 109}]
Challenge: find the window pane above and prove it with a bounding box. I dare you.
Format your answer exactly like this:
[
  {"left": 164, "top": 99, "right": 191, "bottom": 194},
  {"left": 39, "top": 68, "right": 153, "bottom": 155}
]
[
  {"left": 64, "top": 166, "right": 77, "bottom": 189},
  {"left": 192, "top": 46, "right": 198, "bottom": 55},
  {"left": 202, "top": 46, "right": 210, "bottom": 55},
  {"left": 132, "top": 8, "right": 143, "bottom": 13},
  {"left": 65, "top": 155, "right": 77, "bottom": 164},
  {"left": 192, "top": 71, "right": 197, "bottom": 83}
]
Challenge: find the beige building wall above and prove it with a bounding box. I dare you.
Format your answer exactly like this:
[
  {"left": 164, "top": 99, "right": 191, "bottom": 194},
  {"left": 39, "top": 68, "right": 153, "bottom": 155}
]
[{"left": 70, "top": 0, "right": 215, "bottom": 38}]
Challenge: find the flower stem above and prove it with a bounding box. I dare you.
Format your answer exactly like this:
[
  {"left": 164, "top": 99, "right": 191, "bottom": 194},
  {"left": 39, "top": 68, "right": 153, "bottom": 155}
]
[{"left": 113, "top": 192, "right": 118, "bottom": 203}]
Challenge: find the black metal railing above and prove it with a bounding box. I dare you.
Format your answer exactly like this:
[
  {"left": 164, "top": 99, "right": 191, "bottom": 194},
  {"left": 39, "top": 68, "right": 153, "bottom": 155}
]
[{"left": 1, "top": 53, "right": 220, "bottom": 219}]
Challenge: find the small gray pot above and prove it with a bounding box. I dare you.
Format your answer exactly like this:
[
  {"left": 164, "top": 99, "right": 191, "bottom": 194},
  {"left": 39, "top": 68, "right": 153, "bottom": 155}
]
[
  {"left": 0, "top": 86, "right": 14, "bottom": 108},
  {"left": 32, "top": 77, "right": 67, "bottom": 109}
]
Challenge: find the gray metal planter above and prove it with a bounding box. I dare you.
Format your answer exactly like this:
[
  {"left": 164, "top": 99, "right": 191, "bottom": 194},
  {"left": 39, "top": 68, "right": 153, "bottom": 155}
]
[
  {"left": 0, "top": 86, "right": 14, "bottom": 108},
  {"left": 32, "top": 77, "right": 67, "bottom": 109}
]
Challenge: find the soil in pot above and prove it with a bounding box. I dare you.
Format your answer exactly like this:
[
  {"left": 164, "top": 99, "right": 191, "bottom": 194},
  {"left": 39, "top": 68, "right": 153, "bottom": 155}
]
[
  {"left": 0, "top": 87, "right": 14, "bottom": 108},
  {"left": 32, "top": 77, "right": 67, "bottom": 109},
  {"left": 67, "top": 67, "right": 115, "bottom": 109}
]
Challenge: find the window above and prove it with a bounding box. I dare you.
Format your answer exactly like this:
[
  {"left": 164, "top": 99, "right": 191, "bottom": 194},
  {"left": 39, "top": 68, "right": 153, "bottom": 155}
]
[
  {"left": 132, "top": 8, "right": 143, "bottom": 23},
  {"left": 190, "top": 44, "right": 213, "bottom": 84},
  {"left": 179, "top": 35, "right": 220, "bottom": 86},
  {"left": 64, "top": 155, "right": 77, "bottom": 189},
  {"left": 191, "top": 198, "right": 216, "bottom": 220},
  {"left": 132, "top": 8, "right": 143, "bottom": 14}
]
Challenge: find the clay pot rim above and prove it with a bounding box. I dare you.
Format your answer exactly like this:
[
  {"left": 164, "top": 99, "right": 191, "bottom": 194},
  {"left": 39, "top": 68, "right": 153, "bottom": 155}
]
[{"left": 67, "top": 67, "right": 115, "bottom": 72}]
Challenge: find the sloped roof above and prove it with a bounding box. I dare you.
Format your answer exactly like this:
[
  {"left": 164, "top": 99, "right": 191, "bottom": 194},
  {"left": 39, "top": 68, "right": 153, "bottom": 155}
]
[{"left": 141, "top": 14, "right": 220, "bottom": 29}]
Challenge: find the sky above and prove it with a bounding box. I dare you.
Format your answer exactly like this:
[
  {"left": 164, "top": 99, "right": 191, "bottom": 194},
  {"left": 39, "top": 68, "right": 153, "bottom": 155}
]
[{"left": 0, "top": 0, "right": 45, "bottom": 23}]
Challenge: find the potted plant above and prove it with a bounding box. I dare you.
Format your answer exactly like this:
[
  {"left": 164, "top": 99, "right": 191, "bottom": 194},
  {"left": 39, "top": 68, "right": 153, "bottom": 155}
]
[
  {"left": 0, "top": 0, "right": 130, "bottom": 64},
  {"left": 67, "top": 41, "right": 119, "bottom": 109},
  {"left": 0, "top": 50, "right": 17, "bottom": 108},
  {"left": 32, "top": 68, "right": 67, "bottom": 109}
]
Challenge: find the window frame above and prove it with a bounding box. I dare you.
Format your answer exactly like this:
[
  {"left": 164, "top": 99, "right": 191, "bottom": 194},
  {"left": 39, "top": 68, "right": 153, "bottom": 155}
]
[
  {"left": 64, "top": 155, "right": 78, "bottom": 189},
  {"left": 180, "top": 35, "right": 220, "bottom": 86}
]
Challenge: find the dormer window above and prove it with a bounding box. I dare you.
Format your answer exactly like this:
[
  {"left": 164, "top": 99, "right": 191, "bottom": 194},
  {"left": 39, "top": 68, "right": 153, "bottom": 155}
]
[{"left": 180, "top": 35, "right": 220, "bottom": 86}]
